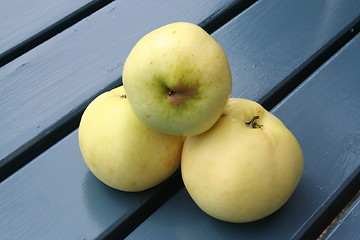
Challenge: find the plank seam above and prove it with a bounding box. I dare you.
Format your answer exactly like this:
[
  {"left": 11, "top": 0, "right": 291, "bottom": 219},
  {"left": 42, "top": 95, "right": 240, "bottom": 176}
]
[
  {"left": 299, "top": 171, "right": 360, "bottom": 240},
  {"left": 260, "top": 16, "right": 360, "bottom": 111},
  {"left": 0, "top": 0, "right": 115, "bottom": 68},
  {"left": 199, "top": 0, "right": 258, "bottom": 34},
  {"left": 0, "top": 0, "right": 259, "bottom": 183}
]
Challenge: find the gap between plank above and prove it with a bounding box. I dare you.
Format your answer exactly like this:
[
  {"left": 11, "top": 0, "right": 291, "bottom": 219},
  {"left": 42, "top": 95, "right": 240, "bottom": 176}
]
[
  {"left": 259, "top": 17, "right": 360, "bottom": 240},
  {"left": 96, "top": 6, "right": 360, "bottom": 240},
  {"left": 317, "top": 190, "right": 360, "bottom": 240},
  {"left": 200, "top": 0, "right": 258, "bottom": 34},
  {"left": 1, "top": 6, "right": 358, "bottom": 240},
  {"left": 260, "top": 17, "right": 360, "bottom": 111},
  {"left": 0, "top": 0, "right": 258, "bottom": 182},
  {"left": 0, "top": 0, "right": 115, "bottom": 68},
  {"left": 300, "top": 174, "right": 360, "bottom": 240}
]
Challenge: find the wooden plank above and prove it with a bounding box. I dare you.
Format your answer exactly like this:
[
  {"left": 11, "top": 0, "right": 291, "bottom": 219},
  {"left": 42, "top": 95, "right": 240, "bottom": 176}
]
[
  {"left": 0, "top": 129, "right": 179, "bottom": 239},
  {"left": 0, "top": 1, "right": 246, "bottom": 239},
  {"left": 0, "top": 0, "right": 358, "bottom": 238},
  {"left": 0, "top": 0, "right": 113, "bottom": 65},
  {"left": 0, "top": 0, "right": 246, "bottom": 180},
  {"left": 324, "top": 195, "right": 360, "bottom": 240},
  {"left": 213, "top": 0, "right": 360, "bottom": 104},
  {"left": 126, "top": 32, "right": 360, "bottom": 239}
]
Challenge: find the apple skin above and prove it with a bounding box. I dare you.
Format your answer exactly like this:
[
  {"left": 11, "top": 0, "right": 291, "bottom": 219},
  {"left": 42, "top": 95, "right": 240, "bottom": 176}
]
[
  {"left": 78, "top": 86, "right": 185, "bottom": 192},
  {"left": 122, "top": 22, "right": 232, "bottom": 136},
  {"left": 181, "top": 98, "right": 304, "bottom": 223}
]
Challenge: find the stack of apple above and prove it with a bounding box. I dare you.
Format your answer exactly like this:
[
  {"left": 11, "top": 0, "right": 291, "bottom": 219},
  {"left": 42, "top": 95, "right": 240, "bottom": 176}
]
[{"left": 78, "top": 22, "right": 303, "bottom": 223}]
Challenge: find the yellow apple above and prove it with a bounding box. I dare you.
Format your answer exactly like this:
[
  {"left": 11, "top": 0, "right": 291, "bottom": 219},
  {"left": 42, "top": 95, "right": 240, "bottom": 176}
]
[
  {"left": 181, "top": 98, "right": 303, "bottom": 223},
  {"left": 123, "top": 22, "right": 232, "bottom": 136},
  {"left": 78, "top": 86, "right": 185, "bottom": 192}
]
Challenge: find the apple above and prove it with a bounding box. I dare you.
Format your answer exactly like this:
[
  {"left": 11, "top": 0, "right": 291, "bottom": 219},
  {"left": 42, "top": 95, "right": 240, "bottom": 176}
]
[
  {"left": 122, "top": 22, "right": 232, "bottom": 136},
  {"left": 78, "top": 86, "right": 185, "bottom": 192},
  {"left": 181, "top": 98, "right": 304, "bottom": 223}
]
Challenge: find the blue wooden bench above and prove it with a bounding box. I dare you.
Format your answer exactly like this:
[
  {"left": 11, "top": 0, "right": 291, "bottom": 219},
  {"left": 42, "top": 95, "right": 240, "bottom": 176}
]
[
  {"left": 1, "top": 0, "right": 359, "bottom": 239},
  {"left": 324, "top": 192, "right": 360, "bottom": 240}
]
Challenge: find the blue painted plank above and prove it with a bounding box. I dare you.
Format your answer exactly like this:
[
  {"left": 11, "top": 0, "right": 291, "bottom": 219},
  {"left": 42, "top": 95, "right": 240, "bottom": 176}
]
[
  {"left": 126, "top": 33, "right": 360, "bottom": 239},
  {"left": 214, "top": 0, "right": 360, "bottom": 103},
  {"left": 0, "top": 0, "right": 244, "bottom": 179},
  {"left": 324, "top": 194, "right": 360, "bottom": 240},
  {"left": 0, "top": 130, "right": 168, "bottom": 239},
  {"left": 0, "top": 0, "right": 245, "bottom": 239},
  {"left": 0, "top": 0, "right": 109, "bottom": 61},
  {"left": 0, "top": 0, "right": 358, "bottom": 239}
]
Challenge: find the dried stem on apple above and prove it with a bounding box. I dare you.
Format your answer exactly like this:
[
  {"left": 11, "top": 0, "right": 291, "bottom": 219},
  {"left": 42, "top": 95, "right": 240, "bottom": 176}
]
[
  {"left": 246, "top": 116, "right": 263, "bottom": 129},
  {"left": 168, "top": 90, "right": 176, "bottom": 96}
]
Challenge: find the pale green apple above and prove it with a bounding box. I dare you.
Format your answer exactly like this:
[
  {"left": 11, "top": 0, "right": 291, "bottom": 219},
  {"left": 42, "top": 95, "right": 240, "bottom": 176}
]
[
  {"left": 78, "top": 86, "right": 185, "bottom": 192},
  {"left": 122, "top": 22, "right": 232, "bottom": 136},
  {"left": 181, "top": 98, "right": 303, "bottom": 223}
]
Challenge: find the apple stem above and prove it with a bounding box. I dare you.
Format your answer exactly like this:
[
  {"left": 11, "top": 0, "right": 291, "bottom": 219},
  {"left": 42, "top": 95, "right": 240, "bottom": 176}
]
[
  {"left": 246, "top": 116, "right": 263, "bottom": 129},
  {"left": 168, "top": 90, "right": 176, "bottom": 96}
]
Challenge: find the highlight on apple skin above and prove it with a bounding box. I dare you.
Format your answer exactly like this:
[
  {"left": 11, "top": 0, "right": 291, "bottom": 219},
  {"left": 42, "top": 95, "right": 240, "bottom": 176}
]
[
  {"left": 181, "top": 98, "right": 304, "bottom": 223},
  {"left": 122, "top": 22, "right": 232, "bottom": 136},
  {"left": 78, "top": 86, "right": 185, "bottom": 192}
]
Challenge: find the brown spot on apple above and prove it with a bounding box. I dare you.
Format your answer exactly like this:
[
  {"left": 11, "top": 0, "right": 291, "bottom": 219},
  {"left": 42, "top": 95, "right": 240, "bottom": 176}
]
[{"left": 166, "top": 82, "right": 199, "bottom": 107}]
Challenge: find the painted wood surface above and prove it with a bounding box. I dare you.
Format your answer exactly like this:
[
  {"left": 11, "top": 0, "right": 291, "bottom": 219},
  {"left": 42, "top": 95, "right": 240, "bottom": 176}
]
[
  {"left": 0, "top": 129, "right": 183, "bottom": 239},
  {"left": 1, "top": 0, "right": 359, "bottom": 181},
  {"left": 0, "top": 0, "right": 245, "bottom": 180},
  {"left": 0, "top": 0, "right": 246, "bottom": 239},
  {"left": 0, "top": 0, "right": 359, "bottom": 239},
  {"left": 0, "top": 0, "right": 113, "bottom": 64},
  {"left": 213, "top": 0, "right": 360, "bottom": 104},
  {"left": 324, "top": 195, "right": 360, "bottom": 240},
  {"left": 126, "top": 32, "right": 360, "bottom": 240}
]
